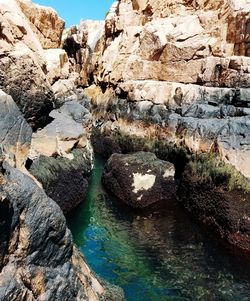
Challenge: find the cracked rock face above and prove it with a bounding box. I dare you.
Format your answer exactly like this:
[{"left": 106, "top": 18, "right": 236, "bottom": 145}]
[
  {"left": 102, "top": 152, "right": 176, "bottom": 208},
  {"left": 80, "top": 0, "right": 250, "bottom": 180},
  {"left": 18, "top": 0, "right": 65, "bottom": 49}
]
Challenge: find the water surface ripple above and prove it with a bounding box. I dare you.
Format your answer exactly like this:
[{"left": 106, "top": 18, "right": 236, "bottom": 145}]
[{"left": 67, "top": 158, "right": 250, "bottom": 301}]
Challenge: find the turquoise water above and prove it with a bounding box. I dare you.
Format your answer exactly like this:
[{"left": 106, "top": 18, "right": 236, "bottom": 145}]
[{"left": 67, "top": 158, "right": 250, "bottom": 301}]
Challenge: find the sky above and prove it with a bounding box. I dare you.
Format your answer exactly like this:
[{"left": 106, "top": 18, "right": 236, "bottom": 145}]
[{"left": 34, "top": 0, "right": 115, "bottom": 27}]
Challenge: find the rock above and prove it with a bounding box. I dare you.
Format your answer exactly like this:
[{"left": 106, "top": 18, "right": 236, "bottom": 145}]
[
  {"left": 44, "top": 49, "right": 69, "bottom": 84},
  {"left": 29, "top": 149, "right": 92, "bottom": 214},
  {"left": 90, "top": 0, "right": 250, "bottom": 86},
  {"left": 29, "top": 101, "right": 93, "bottom": 213},
  {"left": 0, "top": 47, "right": 54, "bottom": 130},
  {"left": 52, "top": 79, "right": 87, "bottom": 106},
  {"left": 0, "top": 0, "right": 55, "bottom": 129},
  {"left": 61, "top": 20, "right": 105, "bottom": 86},
  {"left": 0, "top": 162, "right": 123, "bottom": 301},
  {"left": 18, "top": 0, "right": 65, "bottom": 49},
  {"left": 30, "top": 101, "right": 92, "bottom": 158},
  {"left": 178, "top": 158, "right": 250, "bottom": 253},
  {"left": 0, "top": 90, "right": 32, "bottom": 170},
  {"left": 102, "top": 152, "right": 176, "bottom": 208}
]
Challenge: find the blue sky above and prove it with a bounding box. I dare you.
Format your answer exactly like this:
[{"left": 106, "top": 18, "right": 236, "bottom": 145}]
[{"left": 35, "top": 0, "right": 114, "bottom": 26}]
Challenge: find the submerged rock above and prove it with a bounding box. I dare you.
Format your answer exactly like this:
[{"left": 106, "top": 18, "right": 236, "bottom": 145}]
[{"left": 102, "top": 152, "right": 176, "bottom": 208}]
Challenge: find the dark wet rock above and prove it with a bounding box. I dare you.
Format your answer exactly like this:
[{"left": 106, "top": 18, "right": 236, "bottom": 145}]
[
  {"left": 102, "top": 152, "right": 176, "bottom": 208},
  {"left": 0, "top": 162, "right": 123, "bottom": 301},
  {"left": 30, "top": 148, "right": 92, "bottom": 214},
  {"left": 178, "top": 158, "right": 250, "bottom": 253}
]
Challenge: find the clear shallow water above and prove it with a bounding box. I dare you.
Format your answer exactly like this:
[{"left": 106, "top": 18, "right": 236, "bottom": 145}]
[{"left": 67, "top": 158, "right": 250, "bottom": 301}]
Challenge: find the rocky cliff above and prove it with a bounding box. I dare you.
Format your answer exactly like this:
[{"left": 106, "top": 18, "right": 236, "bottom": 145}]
[{"left": 81, "top": 0, "right": 250, "bottom": 180}]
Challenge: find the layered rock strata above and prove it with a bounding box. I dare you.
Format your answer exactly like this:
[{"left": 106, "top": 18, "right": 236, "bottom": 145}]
[{"left": 82, "top": 0, "right": 250, "bottom": 181}]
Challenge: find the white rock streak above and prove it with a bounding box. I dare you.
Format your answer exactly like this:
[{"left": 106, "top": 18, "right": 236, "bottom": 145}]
[{"left": 132, "top": 173, "right": 156, "bottom": 193}]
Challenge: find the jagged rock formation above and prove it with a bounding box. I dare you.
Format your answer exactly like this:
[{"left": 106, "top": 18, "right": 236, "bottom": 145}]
[
  {"left": 18, "top": 0, "right": 65, "bottom": 49},
  {"left": 77, "top": 0, "right": 250, "bottom": 180},
  {"left": 0, "top": 0, "right": 123, "bottom": 295},
  {"left": 102, "top": 152, "right": 176, "bottom": 208},
  {"left": 67, "top": 0, "right": 250, "bottom": 251},
  {"left": 0, "top": 0, "right": 249, "bottom": 298},
  {"left": 61, "top": 20, "right": 105, "bottom": 87},
  {"left": 0, "top": 90, "right": 32, "bottom": 171}
]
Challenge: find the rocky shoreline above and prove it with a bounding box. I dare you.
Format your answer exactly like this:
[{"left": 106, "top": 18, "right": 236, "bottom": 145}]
[{"left": 0, "top": 0, "right": 250, "bottom": 299}]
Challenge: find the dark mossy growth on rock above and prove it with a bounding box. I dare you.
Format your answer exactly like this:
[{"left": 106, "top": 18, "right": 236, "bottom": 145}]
[
  {"left": 188, "top": 153, "right": 250, "bottom": 192},
  {"left": 178, "top": 155, "right": 250, "bottom": 253},
  {"left": 92, "top": 129, "right": 190, "bottom": 179},
  {"left": 30, "top": 149, "right": 92, "bottom": 213}
]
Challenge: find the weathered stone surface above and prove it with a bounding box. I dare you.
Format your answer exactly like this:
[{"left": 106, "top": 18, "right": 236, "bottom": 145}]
[
  {"left": 102, "top": 152, "right": 176, "bottom": 208},
  {"left": 0, "top": 47, "right": 54, "bottom": 130},
  {"left": 88, "top": 82, "right": 250, "bottom": 179},
  {"left": 30, "top": 101, "right": 92, "bottom": 159},
  {"left": 18, "top": 0, "right": 65, "bottom": 49},
  {"left": 52, "top": 79, "right": 87, "bottom": 106},
  {"left": 0, "top": 90, "right": 32, "bottom": 170},
  {"left": 29, "top": 101, "right": 93, "bottom": 212},
  {"left": 0, "top": 162, "right": 123, "bottom": 301},
  {"left": 44, "top": 49, "right": 69, "bottom": 84},
  {"left": 0, "top": 0, "right": 55, "bottom": 129},
  {"left": 84, "top": 0, "right": 248, "bottom": 86},
  {"left": 61, "top": 20, "right": 105, "bottom": 86}
]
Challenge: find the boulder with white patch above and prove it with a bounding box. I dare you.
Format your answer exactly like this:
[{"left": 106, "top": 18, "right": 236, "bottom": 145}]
[{"left": 102, "top": 152, "right": 176, "bottom": 208}]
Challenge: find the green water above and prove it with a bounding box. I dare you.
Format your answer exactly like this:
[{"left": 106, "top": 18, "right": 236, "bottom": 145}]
[{"left": 67, "top": 158, "right": 250, "bottom": 301}]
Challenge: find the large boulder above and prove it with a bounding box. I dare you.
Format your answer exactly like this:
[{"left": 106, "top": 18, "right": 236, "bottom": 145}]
[
  {"left": 0, "top": 162, "right": 123, "bottom": 301},
  {"left": 0, "top": 47, "right": 54, "bottom": 130},
  {"left": 102, "top": 152, "right": 176, "bottom": 208}
]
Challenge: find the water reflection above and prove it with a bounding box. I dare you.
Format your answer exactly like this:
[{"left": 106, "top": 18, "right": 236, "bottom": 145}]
[{"left": 67, "top": 158, "right": 250, "bottom": 301}]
